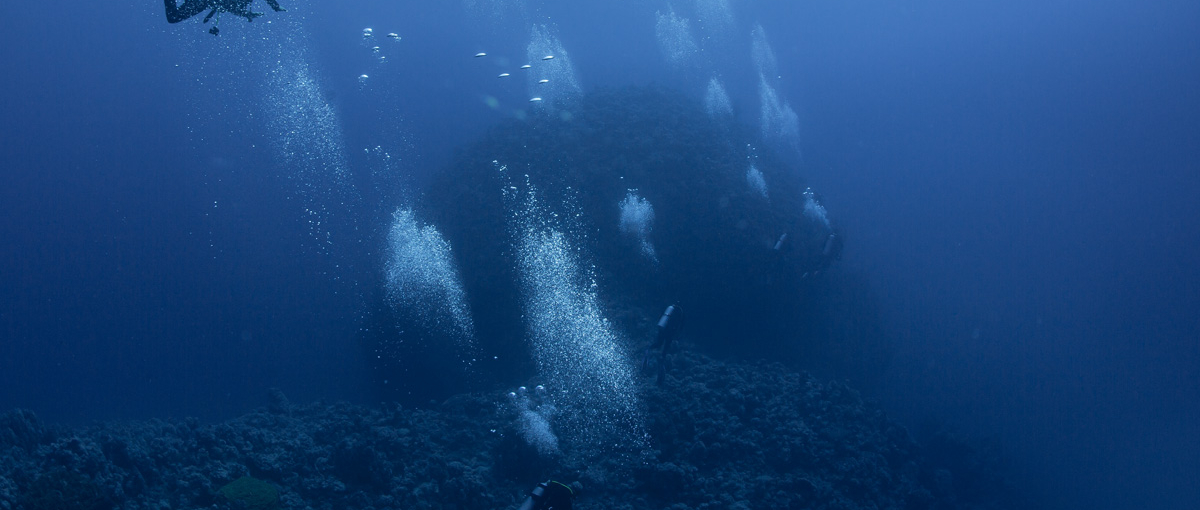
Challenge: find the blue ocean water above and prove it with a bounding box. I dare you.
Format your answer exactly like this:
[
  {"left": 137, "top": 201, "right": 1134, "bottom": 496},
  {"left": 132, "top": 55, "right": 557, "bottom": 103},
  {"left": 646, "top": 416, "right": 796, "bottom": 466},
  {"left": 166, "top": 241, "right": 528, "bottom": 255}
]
[{"left": 0, "top": 1, "right": 1196, "bottom": 509}]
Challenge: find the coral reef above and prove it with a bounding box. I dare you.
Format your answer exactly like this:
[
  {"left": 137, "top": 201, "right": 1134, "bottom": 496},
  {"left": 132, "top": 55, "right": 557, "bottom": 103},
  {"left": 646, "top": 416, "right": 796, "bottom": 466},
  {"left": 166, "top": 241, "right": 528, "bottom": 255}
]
[{"left": 0, "top": 353, "right": 1023, "bottom": 509}]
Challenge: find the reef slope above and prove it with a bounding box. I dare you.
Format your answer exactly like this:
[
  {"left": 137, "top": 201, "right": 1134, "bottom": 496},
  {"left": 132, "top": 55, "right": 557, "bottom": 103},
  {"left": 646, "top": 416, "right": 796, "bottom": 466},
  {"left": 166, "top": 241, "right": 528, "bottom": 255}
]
[{"left": 0, "top": 352, "right": 1020, "bottom": 510}]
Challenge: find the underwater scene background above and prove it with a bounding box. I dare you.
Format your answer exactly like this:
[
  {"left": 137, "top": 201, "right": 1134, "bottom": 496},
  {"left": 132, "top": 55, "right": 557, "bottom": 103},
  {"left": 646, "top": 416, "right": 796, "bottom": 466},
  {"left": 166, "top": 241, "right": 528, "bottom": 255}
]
[{"left": 1, "top": 1, "right": 1197, "bottom": 509}]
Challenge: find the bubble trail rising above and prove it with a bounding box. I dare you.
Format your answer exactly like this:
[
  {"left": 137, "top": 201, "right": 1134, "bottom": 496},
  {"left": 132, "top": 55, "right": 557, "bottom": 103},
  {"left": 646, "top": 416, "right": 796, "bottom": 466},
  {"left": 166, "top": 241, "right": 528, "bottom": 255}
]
[
  {"left": 384, "top": 208, "right": 476, "bottom": 354},
  {"left": 502, "top": 170, "right": 645, "bottom": 452}
]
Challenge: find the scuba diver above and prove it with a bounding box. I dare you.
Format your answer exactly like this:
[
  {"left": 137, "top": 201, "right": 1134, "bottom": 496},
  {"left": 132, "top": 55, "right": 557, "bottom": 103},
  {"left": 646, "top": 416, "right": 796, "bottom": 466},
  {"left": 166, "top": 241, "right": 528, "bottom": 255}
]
[
  {"left": 164, "top": 0, "right": 286, "bottom": 35},
  {"left": 816, "top": 231, "right": 843, "bottom": 272},
  {"left": 641, "top": 304, "right": 684, "bottom": 384},
  {"left": 517, "top": 480, "right": 581, "bottom": 510}
]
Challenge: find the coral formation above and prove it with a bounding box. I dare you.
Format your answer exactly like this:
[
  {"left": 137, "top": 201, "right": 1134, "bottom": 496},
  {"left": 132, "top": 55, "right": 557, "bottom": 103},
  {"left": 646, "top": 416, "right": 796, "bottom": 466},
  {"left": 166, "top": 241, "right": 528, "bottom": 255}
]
[
  {"left": 0, "top": 353, "right": 1023, "bottom": 509},
  {"left": 18, "top": 469, "right": 109, "bottom": 510}
]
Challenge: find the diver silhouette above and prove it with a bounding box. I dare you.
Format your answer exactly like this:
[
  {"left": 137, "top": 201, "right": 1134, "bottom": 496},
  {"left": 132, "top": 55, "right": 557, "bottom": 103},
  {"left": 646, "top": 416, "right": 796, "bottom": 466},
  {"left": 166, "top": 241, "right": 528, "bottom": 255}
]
[
  {"left": 517, "top": 480, "right": 581, "bottom": 510},
  {"left": 164, "top": 0, "right": 286, "bottom": 35},
  {"left": 641, "top": 304, "right": 684, "bottom": 384}
]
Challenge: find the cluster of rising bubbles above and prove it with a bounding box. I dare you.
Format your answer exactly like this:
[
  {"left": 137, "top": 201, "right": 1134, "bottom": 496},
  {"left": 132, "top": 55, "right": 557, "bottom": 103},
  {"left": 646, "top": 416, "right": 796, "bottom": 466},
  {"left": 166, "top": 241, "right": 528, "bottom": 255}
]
[
  {"left": 693, "top": 0, "right": 735, "bottom": 37},
  {"left": 462, "top": 0, "right": 528, "bottom": 26},
  {"left": 357, "top": 27, "right": 401, "bottom": 83},
  {"left": 525, "top": 25, "right": 581, "bottom": 109},
  {"left": 472, "top": 48, "right": 559, "bottom": 105},
  {"left": 180, "top": 14, "right": 355, "bottom": 252},
  {"left": 618, "top": 190, "right": 658, "bottom": 263},
  {"left": 748, "top": 24, "right": 800, "bottom": 150},
  {"left": 803, "top": 187, "right": 831, "bottom": 229},
  {"left": 262, "top": 60, "right": 354, "bottom": 250},
  {"left": 501, "top": 167, "right": 645, "bottom": 453},
  {"left": 384, "top": 208, "right": 476, "bottom": 349},
  {"left": 746, "top": 164, "right": 769, "bottom": 200},
  {"left": 265, "top": 63, "right": 349, "bottom": 184},
  {"left": 508, "top": 384, "right": 559, "bottom": 456},
  {"left": 655, "top": 8, "right": 700, "bottom": 69},
  {"left": 750, "top": 24, "right": 780, "bottom": 80},
  {"left": 704, "top": 77, "right": 733, "bottom": 118},
  {"left": 645, "top": 7, "right": 804, "bottom": 160},
  {"left": 758, "top": 72, "right": 801, "bottom": 148}
]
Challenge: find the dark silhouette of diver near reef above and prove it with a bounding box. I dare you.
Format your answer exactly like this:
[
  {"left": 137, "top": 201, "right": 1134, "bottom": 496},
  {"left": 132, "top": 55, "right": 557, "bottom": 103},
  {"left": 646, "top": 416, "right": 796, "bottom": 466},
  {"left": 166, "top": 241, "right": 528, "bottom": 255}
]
[
  {"left": 641, "top": 304, "right": 684, "bottom": 385},
  {"left": 164, "top": 0, "right": 286, "bottom": 35}
]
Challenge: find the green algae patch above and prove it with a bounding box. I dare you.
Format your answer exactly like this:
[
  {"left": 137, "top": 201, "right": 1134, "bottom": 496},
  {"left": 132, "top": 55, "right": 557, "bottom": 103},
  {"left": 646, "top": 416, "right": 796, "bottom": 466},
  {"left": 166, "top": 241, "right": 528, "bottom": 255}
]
[{"left": 218, "top": 476, "right": 280, "bottom": 510}]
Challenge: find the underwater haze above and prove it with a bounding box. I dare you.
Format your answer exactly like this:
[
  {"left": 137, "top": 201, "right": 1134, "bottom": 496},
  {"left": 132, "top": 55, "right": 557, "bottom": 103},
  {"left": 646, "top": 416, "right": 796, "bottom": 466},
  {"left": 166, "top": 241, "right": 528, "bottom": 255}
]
[{"left": 1, "top": 1, "right": 1197, "bottom": 509}]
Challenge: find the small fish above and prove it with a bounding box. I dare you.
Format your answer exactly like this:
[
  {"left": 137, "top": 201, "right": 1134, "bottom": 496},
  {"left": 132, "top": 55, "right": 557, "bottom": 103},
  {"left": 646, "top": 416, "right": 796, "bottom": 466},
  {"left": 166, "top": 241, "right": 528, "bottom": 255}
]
[
  {"left": 529, "top": 97, "right": 543, "bottom": 102},
  {"left": 474, "top": 52, "right": 487, "bottom": 58},
  {"left": 542, "top": 55, "right": 555, "bottom": 60},
  {"left": 498, "top": 73, "right": 511, "bottom": 78},
  {"left": 538, "top": 79, "right": 549, "bottom": 84},
  {"left": 520, "top": 64, "right": 532, "bottom": 69}
]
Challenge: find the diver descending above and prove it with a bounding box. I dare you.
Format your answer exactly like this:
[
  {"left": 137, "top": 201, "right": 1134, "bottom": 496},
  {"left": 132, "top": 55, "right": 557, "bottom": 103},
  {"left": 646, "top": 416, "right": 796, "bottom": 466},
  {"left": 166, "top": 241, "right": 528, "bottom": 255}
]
[
  {"left": 164, "top": 0, "right": 286, "bottom": 35},
  {"left": 817, "top": 232, "right": 844, "bottom": 271},
  {"left": 641, "top": 304, "right": 684, "bottom": 384}
]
